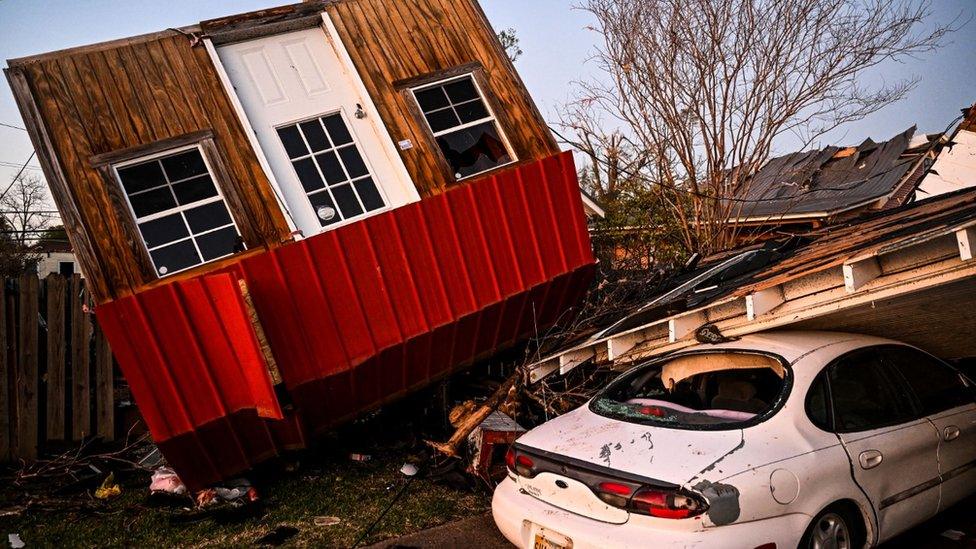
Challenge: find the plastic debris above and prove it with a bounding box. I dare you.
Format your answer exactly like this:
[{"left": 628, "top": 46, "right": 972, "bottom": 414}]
[
  {"left": 95, "top": 472, "right": 122, "bottom": 499},
  {"left": 313, "top": 516, "right": 341, "bottom": 527},
  {"left": 399, "top": 463, "right": 419, "bottom": 477},
  {"left": 194, "top": 478, "right": 259, "bottom": 508},
  {"left": 195, "top": 489, "right": 220, "bottom": 508},
  {"left": 150, "top": 467, "right": 187, "bottom": 496},
  {"left": 349, "top": 453, "right": 372, "bottom": 462},
  {"left": 942, "top": 529, "right": 966, "bottom": 541},
  {"left": 8, "top": 534, "right": 25, "bottom": 549}
]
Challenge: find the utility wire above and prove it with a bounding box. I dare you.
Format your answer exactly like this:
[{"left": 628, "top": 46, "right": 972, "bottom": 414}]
[{"left": 0, "top": 122, "right": 27, "bottom": 131}]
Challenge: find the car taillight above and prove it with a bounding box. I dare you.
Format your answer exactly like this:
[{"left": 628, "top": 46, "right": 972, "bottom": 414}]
[
  {"left": 506, "top": 448, "right": 536, "bottom": 477},
  {"left": 596, "top": 481, "right": 633, "bottom": 507},
  {"left": 630, "top": 488, "right": 706, "bottom": 519}
]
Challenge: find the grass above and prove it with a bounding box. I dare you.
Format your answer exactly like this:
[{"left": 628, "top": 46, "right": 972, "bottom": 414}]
[{"left": 0, "top": 403, "right": 494, "bottom": 548}]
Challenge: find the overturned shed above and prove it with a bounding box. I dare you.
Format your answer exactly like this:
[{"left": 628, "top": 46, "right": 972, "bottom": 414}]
[{"left": 6, "top": 0, "right": 594, "bottom": 488}]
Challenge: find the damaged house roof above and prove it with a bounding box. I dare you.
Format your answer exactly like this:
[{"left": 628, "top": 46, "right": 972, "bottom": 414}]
[
  {"left": 730, "top": 127, "right": 943, "bottom": 222},
  {"left": 531, "top": 186, "right": 976, "bottom": 382}
]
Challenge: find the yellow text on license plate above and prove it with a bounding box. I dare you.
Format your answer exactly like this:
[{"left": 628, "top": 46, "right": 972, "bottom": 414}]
[{"left": 534, "top": 530, "right": 572, "bottom": 549}]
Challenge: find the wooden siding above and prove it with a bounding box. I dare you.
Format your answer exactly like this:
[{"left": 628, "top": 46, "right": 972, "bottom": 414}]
[
  {"left": 325, "top": 0, "right": 559, "bottom": 197},
  {"left": 6, "top": 33, "right": 292, "bottom": 304},
  {"left": 7, "top": 0, "right": 559, "bottom": 304}
]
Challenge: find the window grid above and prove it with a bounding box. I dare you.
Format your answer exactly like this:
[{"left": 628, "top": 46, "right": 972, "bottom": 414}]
[
  {"left": 291, "top": 117, "right": 369, "bottom": 218},
  {"left": 410, "top": 74, "right": 516, "bottom": 180},
  {"left": 277, "top": 112, "right": 386, "bottom": 227},
  {"left": 114, "top": 144, "right": 244, "bottom": 277}
]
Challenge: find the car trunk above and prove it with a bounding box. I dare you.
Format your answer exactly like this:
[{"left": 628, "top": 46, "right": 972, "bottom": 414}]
[{"left": 514, "top": 407, "right": 745, "bottom": 522}]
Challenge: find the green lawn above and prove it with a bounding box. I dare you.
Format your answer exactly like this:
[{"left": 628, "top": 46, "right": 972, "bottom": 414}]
[{"left": 0, "top": 404, "right": 493, "bottom": 548}]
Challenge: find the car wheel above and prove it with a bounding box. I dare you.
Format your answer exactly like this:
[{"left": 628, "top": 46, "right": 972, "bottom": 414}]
[{"left": 801, "top": 505, "right": 861, "bottom": 549}]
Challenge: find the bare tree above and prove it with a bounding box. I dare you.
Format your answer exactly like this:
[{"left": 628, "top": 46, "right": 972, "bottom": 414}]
[
  {"left": 0, "top": 173, "right": 55, "bottom": 276},
  {"left": 563, "top": 0, "right": 954, "bottom": 254}
]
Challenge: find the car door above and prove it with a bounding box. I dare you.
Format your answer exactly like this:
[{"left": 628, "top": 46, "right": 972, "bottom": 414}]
[
  {"left": 828, "top": 347, "right": 941, "bottom": 542},
  {"left": 883, "top": 346, "right": 976, "bottom": 510}
]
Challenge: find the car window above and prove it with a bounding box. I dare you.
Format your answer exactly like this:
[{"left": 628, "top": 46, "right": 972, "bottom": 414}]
[
  {"left": 829, "top": 348, "right": 917, "bottom": 432},
  {"left": 883, "top": 347, "right": 974, "bottom": 416},
  {"left": 806, "top": 370, "right": 832, "bottom": 431},
  {"left": 590, "top": 351, "right": 789, "bottom": 430}
]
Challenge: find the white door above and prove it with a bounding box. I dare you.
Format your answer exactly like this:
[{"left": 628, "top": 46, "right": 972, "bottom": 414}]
[{"left": 217, "top": 27, "right": 415, "bottom": 236}]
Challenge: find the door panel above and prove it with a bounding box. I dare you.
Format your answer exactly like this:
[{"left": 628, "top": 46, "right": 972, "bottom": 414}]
[
  {"left": 217, "top": 27, "right": 414, "bottom": 236},
  {"left": 839, "top": 420, "right": 941, "bottom": 541},
  {"left": 882, "top": 346, "right": 976, "bottom": 510},
  {"left": 829, "top": 347, "right": 941, "bottom": 542}
]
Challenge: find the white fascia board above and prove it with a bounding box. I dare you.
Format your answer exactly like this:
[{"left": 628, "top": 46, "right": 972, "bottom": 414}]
[
  {"left": 669, "top": 312, "right": 707, "bottom": 343},
  {"left": 958, "top": 227, "right": 976, "bottom": 261},
  {"left": 843, "top": 255, "right": 882, "bottom": 293},
  {"left": 580, "top": 193, "right": 606, "bottom": 218},
  {"left": 559, "top": 347, "right": 596, "bottom": 375},
  {"left": 746, "top": 285, "right": 785, "bottom": 320},
  {"left": 528, "top": 358, "right": 560, "bottom": 384}
]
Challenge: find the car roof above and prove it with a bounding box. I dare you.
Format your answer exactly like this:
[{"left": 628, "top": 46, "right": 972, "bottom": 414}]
[{"left": 677, "top": 330, "right": 905, "bottom": 365}]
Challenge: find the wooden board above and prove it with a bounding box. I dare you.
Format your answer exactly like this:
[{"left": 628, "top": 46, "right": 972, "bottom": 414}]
[
  {"left": 46, "top": 274, "right": 67, "bottom": 440},
  {"left": 94, "top": 322, "right": 114, "bottom": 441},
  {"left": 16, "top": 275, "right": 39, "bottom": 460},
  {"left": 70, "top": 275, "right": 91, "bottom": 440}
]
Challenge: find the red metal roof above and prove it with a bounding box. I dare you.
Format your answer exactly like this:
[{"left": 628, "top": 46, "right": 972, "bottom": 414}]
[{"left": 97, "top": 152, "right": 595, "bottom": 489}]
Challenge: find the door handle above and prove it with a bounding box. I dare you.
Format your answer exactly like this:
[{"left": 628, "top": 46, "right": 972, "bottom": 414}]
[
  {"left": 944, "top": 426, "right": 961, "bottom": 441},
  {"left": 859, "top": 450, "right": 883, "bottom": 470}
]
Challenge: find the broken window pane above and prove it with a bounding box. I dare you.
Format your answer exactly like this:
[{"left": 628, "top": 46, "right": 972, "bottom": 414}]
[{"left": 412, "top": 74, "right": 513, "bottom": 180}]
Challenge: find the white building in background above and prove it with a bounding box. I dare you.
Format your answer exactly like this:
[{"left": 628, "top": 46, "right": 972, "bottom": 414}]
[{"left": 32, "top": 240, "right": 80, "bottom": 277}]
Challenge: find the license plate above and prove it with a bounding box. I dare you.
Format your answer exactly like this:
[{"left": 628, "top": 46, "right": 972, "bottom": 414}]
[{"left": 534, "top": 529, "right": 572, "bottom": 549}]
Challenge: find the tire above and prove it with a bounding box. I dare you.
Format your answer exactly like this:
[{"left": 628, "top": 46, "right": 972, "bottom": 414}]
[{"left": 799, "top": 504, "right": 865, "bottom": 549}]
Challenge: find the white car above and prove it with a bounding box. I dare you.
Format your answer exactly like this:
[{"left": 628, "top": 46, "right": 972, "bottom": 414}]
[{"left": 493, "top": 331, "right": 976, "bottom": 548}]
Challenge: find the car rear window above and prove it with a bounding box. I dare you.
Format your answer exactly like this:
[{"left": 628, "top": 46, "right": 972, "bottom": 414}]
[{"left": 590, "top": 351, "right": 790, "bottom": 429}]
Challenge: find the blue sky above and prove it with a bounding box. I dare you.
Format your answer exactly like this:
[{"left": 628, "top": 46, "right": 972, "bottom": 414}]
[{"left": 0, "top": 0, "right": 973, "bottom": 186}]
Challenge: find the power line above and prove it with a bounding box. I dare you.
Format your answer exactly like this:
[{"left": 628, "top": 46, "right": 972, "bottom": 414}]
[
  {"left": 0, "top": 122, "right": 27, "bottom": 132},
  {"left": 0, "top": 151, "right": 38, "bottom": 204},
  {"left": 0, "top": 161, "right": 42, "bottom": 171}
]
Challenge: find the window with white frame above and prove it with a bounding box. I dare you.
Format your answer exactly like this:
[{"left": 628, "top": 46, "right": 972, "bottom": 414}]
[
  {"left": 276, "top": 113, "right": 386, "bottom": 227},
  {"left": 115, "top": 146, "right": 243, "bottom": 277},
  {"left": 411, "top": 74, "right": 514, "bottom": 180}
]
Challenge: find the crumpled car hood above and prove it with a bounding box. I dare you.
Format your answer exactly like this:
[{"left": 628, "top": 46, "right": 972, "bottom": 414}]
[{"left": 516, "top": 405, "right": 746, "bottom": 487}]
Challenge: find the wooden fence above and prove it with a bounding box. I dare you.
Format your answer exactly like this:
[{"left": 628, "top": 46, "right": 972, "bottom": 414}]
[{"left": 0, "top": 274, "right": 116, "bottom": 463}]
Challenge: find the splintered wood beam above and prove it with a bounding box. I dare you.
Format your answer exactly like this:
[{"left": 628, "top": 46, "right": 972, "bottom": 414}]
[
  {"left": 843, "top": 256, "right": 881, "bottom": 293},
  {"left": 528, "top": 358, "right": 560, "bottom": 384},
  {"left": 669, "top": 312, "right": 706, "bottom": 343},
  {"left": 559, "top": 347, "right": 596, "bottom": 375},
  {"left": 958, "top": 228, "right": 975, "bottom": 261},
  {"left": 746, "top": 285, "right": 784, "bottom": 320}
]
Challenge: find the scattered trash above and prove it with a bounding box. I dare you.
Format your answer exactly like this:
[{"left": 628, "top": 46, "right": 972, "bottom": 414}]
[
  {"left": 349, "top": 453, "right": 372, "bottom": 462},
  {"left": 214, "top": 478, "right": 255, "bottom": 502},
  {"left": 94, "top": 472, "right": 122, "bottom": 500},
  {"left": 313, "top": 516, "right": 341, "bottom": 527},
  {"left": 256, "top": 526, "right": 299, "bottom": 546},
  {"left": 7, "top": 533, "right": 25, "bottom": 549},
  {"left": 942, "top": 529, "right": 966, "bottom": 541},
  {"left": 195, "top": 489, "right": 220, "bottom": 508},
  {"left": 150, "top": 467, "right": 187, "bottom": 496},
  {"left": 399, "top": 463, "right": 419, "bottom": 477}
]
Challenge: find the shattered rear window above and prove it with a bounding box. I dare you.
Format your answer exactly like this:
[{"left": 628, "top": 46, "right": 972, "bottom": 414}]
[{"left": 590, "top": 351, "right": 790, "bottom": 429}]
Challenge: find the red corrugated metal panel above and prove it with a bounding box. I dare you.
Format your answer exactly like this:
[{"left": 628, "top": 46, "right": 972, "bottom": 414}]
[{"left": 96, "top": 151, "right": 594, "bottom": 489}]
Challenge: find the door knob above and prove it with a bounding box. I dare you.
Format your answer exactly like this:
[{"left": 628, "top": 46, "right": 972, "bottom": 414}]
[
  {"left": 945, "top": 426, "right": 961, "bottom": 441},
  {"left": 859, "top": 450, "right": 883, "bottom": 470}
]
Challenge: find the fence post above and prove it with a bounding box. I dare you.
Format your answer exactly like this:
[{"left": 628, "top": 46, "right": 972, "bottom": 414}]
[
  {"left": 16, "top": 275, "right": 39, "bottom": 460},
  {"left": 46, "top": 275, "right": 67, "bottom": 441},
  {"left": 70, "top": 274, "right": 90, "bottom": 441},
  {"left": 94, "top": 320, "right": 114, "bottom": 442}
]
